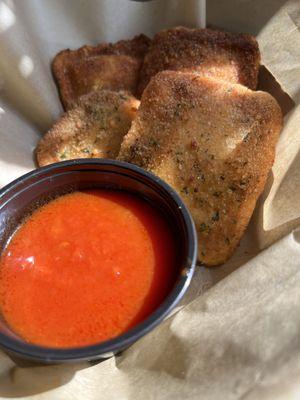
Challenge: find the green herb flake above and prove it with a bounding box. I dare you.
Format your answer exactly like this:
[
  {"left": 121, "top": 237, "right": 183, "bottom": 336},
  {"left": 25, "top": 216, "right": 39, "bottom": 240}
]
[
  {"left": 212, "top": 211, "right": 219, "bottom": 222},
  {"left": 181, "top": 187, "right": 189, "bottom": 195},
  {"left": 239, "top": 180, "right": 248, "bottom": 188},
  {"left": 174, "top": 103, "right": 181, "bottom": 117},
  {"left": 149, "top": 138, "right": 159, "bottom": 148},
  {"left": 200, "top": 223, "right": 207, "bottom": 232}
]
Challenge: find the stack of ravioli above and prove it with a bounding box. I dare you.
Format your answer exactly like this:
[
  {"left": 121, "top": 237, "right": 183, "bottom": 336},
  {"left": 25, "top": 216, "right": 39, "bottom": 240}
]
[{"left": 36, "top": 27, "right": 282, "bottom": 266}]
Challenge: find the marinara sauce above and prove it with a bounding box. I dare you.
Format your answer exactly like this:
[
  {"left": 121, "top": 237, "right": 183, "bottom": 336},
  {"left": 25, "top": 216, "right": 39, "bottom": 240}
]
[{"left": 0, "top": 190, "right": 176, "bottom": 348}]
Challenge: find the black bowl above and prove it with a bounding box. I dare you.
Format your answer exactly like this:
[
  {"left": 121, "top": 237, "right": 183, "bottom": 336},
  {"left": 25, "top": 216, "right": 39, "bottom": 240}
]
[{"left": 0, "top": 159, "right": 197, "bottom": 363}]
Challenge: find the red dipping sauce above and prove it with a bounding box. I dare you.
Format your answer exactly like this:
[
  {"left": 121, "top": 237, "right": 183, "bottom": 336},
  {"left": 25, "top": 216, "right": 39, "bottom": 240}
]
[{"left": 0, "top": 190, "right": 176, "bottom": 348}]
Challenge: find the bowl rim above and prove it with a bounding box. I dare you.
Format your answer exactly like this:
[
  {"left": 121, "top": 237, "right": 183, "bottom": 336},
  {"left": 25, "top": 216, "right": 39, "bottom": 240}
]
[{"left": 0, "top": 159, "right": 197, "bottom": 362}]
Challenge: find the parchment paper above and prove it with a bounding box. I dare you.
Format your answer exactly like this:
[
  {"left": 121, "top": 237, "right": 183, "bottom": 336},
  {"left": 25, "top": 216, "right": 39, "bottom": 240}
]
[{"left": 0, "top": 0, "right": 299, "bottom": 399}]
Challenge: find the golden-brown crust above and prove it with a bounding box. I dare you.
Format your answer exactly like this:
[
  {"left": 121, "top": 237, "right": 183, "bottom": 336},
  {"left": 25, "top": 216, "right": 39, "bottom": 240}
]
[
  {"left": 36, "top": 90, "right": 139, "bottom": 167},
  {"left": 138, "top": 27, "right": 260, "bottom": 96},
  {"left": 118, "top": 71, "right": 282, "bottom": 266},
  {"left": 52, "top": 34, "right": 151, "bottom": 109}
]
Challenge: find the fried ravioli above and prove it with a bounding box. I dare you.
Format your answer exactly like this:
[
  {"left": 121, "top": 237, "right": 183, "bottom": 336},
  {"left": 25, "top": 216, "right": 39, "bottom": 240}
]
[
  {"left": 118, "top": 71, "right": 282, "bottom": 266},
  {"left": 53, "top": 34, "right": 150, "bottom": 109},
  {"left": 36, "top": 90, "right": 139, "bottom": 167},
  {"left": 138, "top": 27, "right": 260, "bottom": 96}
]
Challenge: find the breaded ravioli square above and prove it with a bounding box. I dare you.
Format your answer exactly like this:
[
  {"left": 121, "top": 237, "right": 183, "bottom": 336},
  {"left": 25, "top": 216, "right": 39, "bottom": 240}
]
[
  {"left": 53, "top": 34, "right": 150, "bottom": 109},
  {"left": 138, "top": 27, "right": 260, "bottom": 96},
  {"left": 118, "top": 71, "right": 282, "bottom": 266},
  {"left": 36, "top": 90, "right": 139, "bottom": 167}
]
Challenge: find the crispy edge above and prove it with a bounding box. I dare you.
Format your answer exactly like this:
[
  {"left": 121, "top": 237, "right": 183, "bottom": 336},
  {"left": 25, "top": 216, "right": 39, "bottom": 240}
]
[
  {"left": 120, "top": 71, "right": 282, "bottom": 265},
  {"left": 59, "top": 55, "right": 141, "bottom": 109},
  {"left": 52, "top": 34, "right": 151, "bottom": 109},
  {"left": 206, "top": 90, "right": 282, "bottom": 265},
  {"left": 36, "top": 90, "right": 139, "bottom": 167},
  {"left": 138, "top": 26, "right": 260, "bottom": 96}
]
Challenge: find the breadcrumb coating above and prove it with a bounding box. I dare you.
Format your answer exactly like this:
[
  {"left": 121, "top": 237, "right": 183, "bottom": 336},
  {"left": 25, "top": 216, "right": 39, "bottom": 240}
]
[
  {"left": 53, "top": 34, "right": 150, "bottom": 109},
  {"left": 36, "top": 90, "right": 139, "bottom": 166},
  {"left": 138, "top": 27, "right": 260, "bottom": 96},
  {"left": 119, "top": 71, "right": 282, "bottom": 266}
]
